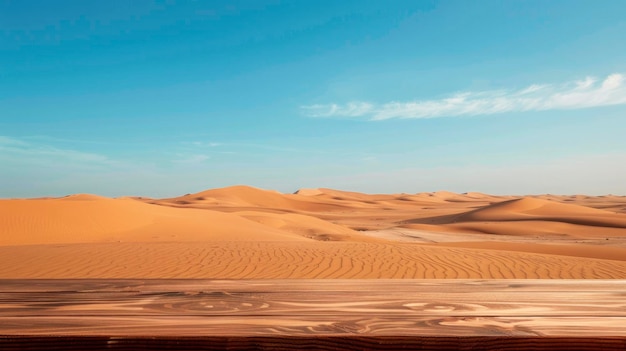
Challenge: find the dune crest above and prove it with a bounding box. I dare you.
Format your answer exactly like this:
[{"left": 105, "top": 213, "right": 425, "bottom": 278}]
[
  {"left": 57, "top": 193, "right": 111, "bottom": 201},
  {"left": 294, "top": 188, "right": 324, "bottom": 196}
]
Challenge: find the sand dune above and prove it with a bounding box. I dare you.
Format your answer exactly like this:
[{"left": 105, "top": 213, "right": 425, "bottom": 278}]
[
  {"left": 0, "top": 196, "right": 314, "bottom": 245},
  {"left": 235, "top": 211, "right": 379, "bottom": 242},
  {"left": 405, "top": 197, "right": 626, "bottom": 240},
  {"left": 172, "top": 185, "right": 297, "bottom": 208},
  {"left": 461, "top": 197, "right": 623, "bottom": 221},
  {"left": 2, "top": 186, "right": 626, "bottom": 279},
  {"left": 407, "top": 220, "right": 626, "bottom": 239},
  {"left": 156, "top": 185, "right": 354, "bottom": 212},
  {"left": 538, "top": 194, "right": 626, "bottom": 214}
]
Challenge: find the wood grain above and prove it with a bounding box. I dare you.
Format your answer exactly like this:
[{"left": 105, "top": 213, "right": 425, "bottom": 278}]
[{"left": 1, "top": 280, "right": 625, "bottom": 350}]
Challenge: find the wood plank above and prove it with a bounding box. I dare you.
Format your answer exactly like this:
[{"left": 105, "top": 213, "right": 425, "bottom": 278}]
[
  {"left": 2, "top": 336, "right": 625, "bottom": 351},
  {"left": 1, "top": 280, "right": 625, "bottom": 350}
]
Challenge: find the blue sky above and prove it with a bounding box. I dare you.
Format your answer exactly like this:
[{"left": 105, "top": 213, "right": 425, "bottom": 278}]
[{"left": 1, "top": 0, "right": 626, "bottom": 197}]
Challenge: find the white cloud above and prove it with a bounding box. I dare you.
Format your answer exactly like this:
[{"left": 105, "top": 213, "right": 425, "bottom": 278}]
[
  {"left": 302, "top": 73, "right": 626, "bottom": 120},
  {"left": 301, "top": 102, "right": 374, "bottom": 117}
]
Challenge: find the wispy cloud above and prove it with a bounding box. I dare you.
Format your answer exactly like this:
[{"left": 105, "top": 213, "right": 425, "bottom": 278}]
[
  {"left": 0, "top": 136, "right": 112, "bottom": 165},
  {"left": 301, "top": 73, "right": 626, "bottom": 120},
  {"left": 173, "top": 154, "right": 211, "bottom": 164},
  {"left": 300, "top": 102, "right": 374, "bottom": 117},
  {"left": 0, "top": 136, "right": 28, "bottom": 146},
  {"left": 185, "top": 141, "right": 222, "bottom": 147}
]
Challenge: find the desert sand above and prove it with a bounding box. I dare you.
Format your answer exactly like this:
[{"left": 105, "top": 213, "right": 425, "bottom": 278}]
[{"left": 1, "top": 185, "right": 626, "bottom": 279}]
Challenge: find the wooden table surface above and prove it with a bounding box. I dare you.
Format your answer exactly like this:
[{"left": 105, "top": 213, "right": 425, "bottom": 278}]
[{"left": 1, "top": 279, "right": 625, "bottom": 350}]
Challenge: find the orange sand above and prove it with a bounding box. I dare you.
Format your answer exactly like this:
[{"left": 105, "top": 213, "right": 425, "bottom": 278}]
[{"left": 1, "top": 186, "right": 626, "bottom": 279}]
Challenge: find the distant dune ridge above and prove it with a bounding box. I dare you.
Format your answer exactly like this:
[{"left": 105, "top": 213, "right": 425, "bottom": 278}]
[{"left": 1, "top": 185, "right": 626, "bottom": 279}]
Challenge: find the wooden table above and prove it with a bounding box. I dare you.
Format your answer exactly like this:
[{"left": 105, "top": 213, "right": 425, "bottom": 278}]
[{"left": 1, "top": 279, "right": 625, "bottom": 350}]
